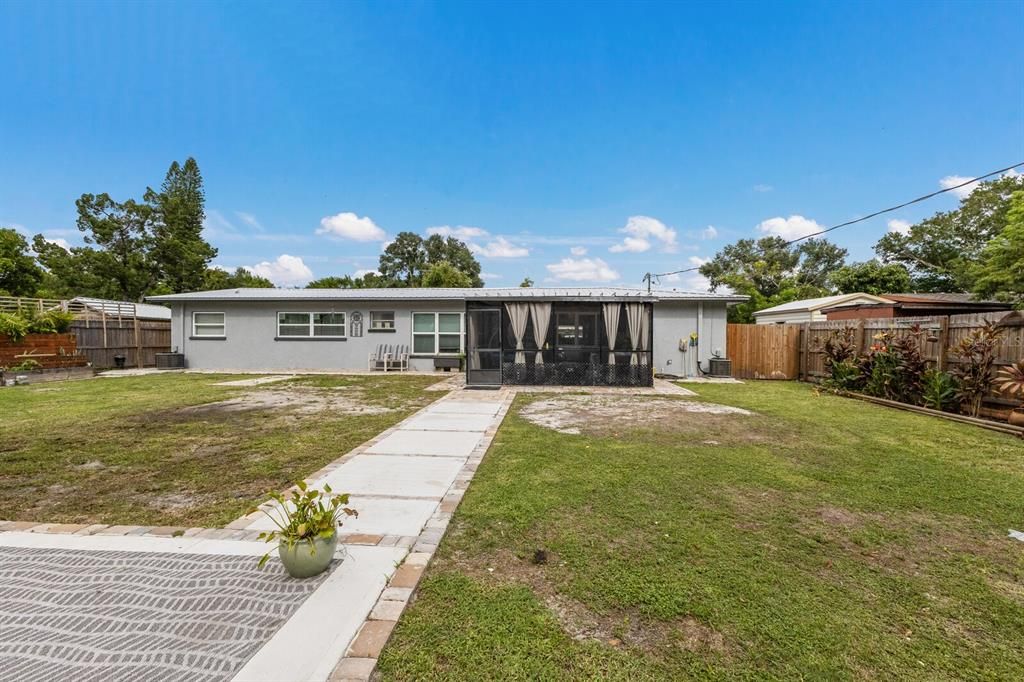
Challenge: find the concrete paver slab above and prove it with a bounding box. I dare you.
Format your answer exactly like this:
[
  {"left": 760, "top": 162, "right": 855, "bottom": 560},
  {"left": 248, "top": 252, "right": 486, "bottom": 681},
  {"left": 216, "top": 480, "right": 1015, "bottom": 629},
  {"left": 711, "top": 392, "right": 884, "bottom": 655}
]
[
  {"left": 399, "top": 412, "right": 494, "bottom": 432},
  {"left": 246, "top": 497, "right": 438, "bottom": 538},
  {"left": 427, "top": 400, "right": 504, "bottom": 415},
  {"left": 319, "top": 455, "right": 464, "bottom": 499},
  {"left": 365, "top": 430, "right": 482, "bottom": 457},
  {"left": 232, "top": 546, "right": 405, "bottom": 682}
]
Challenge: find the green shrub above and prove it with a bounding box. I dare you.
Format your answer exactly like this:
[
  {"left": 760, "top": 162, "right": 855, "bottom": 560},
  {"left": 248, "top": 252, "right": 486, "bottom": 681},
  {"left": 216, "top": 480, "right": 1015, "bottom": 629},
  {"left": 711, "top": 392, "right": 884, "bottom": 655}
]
[
  {"left": 857, "top": 327, "right": 926, "bottom": 404},
  {"left": 0, "top": 308, "right": 75, "bottom": 340},
  {"left": 921, "top": 369, "right": 958, "bottom": 411},
  {"left": 0, "top": 312, "right": 30, "bottom": 342},
  {"left": 9, "top": 358, "right": 41, "bottom": 371},
  {"left": 822, "top": 358, "right": 861, "bottom": 391}
]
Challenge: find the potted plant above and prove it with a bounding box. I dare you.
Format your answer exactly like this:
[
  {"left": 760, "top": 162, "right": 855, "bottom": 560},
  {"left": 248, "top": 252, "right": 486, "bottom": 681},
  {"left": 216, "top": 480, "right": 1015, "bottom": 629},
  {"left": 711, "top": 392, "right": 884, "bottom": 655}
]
[
  {"left": 254, "top": 481, "right": 358, "bottom": 578},
  {"left": 995, "top": 361, "right": 1024, "bottom": 427}
]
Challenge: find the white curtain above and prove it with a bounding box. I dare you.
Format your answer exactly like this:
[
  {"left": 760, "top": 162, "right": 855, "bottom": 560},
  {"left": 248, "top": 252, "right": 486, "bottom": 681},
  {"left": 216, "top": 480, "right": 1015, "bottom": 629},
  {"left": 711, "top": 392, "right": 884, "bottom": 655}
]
[
  {"left": 639, "top": 304, "right": 650, "bottom": 364},
  {"left": 467, "top": 311, "right": 479, "bottom": 368},
  {"left": 506, "top": 302, "right": 530, "bottom": 364},
  {"left": 529, "top": 302, "right": 552, "bottom": 364},
  {"left": 626, "top": 302, "right": 644, "bottom": 366},
  {"left": 603, "top": 303, "right": 621, "bottom": 364}
]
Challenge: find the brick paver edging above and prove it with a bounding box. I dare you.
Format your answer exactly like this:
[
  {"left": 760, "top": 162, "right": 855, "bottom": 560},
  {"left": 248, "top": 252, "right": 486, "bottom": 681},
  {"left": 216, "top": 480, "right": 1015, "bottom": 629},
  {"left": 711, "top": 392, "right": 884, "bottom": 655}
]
[{"left": 328, "top": 388, "right": 517, "bottom": 682}]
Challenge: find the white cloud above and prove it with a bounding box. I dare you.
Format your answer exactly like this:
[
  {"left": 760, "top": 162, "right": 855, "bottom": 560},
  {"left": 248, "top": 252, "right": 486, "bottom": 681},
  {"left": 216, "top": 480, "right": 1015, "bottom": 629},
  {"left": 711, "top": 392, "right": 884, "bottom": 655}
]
[
  {"left": 609, "top": 216, "right": 677, "bottom": 254},
  {"left": 756, "top": 215, "right": 824, "bottom": 240},
  {"left": 470, "top": 236, "right": 529, "bottom": 258},
  {"left": 481, "top": 272, "right": 502, "bottom": 280},
  {"left": 701, "top": 225, "right": 718, "bottom": 240},
  {"left": 939, "top": 175, "right": 979, "bottom": 200},
  {"left": 426, "top": 225, "right": 488, "bottom": 240},
  {"left": 353, "top": 269, "right": 379, "bottom": 278},
  {"left": 235, "top": 211, "right": 264, "bottom": 231},
  {"left": 546, "top": 256, "right": 620, "bottom": 282},
  {"left": 887, "top": 219, "right": 912, "bottom": 235},
  {"left": 43, "top": 237, "right": 71, "bottom": 250},
  {"left": 317, "top": 212, "right": 386, "bottom": 242},
  {"left": 244, "top": 254, "right": 313, "bottom": 286},
  {"left": 660, "top": 256, "right": 712, "bottom": 292},
  {"left": 753, "top": 184, "right": 773, "bottom": 193},
  {"left": 570, "top": 246, "right": 587, "bottom": 256}
]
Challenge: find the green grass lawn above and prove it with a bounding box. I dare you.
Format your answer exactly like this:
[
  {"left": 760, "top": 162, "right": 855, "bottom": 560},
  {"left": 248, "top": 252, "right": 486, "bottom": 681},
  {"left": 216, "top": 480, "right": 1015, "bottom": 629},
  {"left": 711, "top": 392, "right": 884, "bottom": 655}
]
[
  {"left": 378, "top": 381, "right": 1024, "bottom": 681},
  {"left": 0, "top": 373, "right": 440, "bottom": 527}
]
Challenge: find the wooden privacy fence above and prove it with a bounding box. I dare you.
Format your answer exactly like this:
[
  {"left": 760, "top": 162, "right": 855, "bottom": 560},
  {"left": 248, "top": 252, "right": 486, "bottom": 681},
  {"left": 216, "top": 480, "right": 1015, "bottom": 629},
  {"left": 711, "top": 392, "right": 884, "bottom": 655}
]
[
  {"left": 727, "top": 323, "right": 801, "bottom": 379},
  {"left": 728, "top": 311, "right": 1024, "bottom": 394},
  {"left": 798, "top": 312, "right": 1023, "bottom": 381},
  {"left": 1, "top": 295, "right": 172, "bottom": 368},
  {"left": 70, "top": 319, "right": 171, "bottom": 368}
]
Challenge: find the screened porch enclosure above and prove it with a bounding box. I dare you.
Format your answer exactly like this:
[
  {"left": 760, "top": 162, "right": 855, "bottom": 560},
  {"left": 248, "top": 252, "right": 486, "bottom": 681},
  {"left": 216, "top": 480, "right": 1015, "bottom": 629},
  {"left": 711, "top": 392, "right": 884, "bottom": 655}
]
[{"left": 465, "top": 300, "right": 654, "bottom": 387}]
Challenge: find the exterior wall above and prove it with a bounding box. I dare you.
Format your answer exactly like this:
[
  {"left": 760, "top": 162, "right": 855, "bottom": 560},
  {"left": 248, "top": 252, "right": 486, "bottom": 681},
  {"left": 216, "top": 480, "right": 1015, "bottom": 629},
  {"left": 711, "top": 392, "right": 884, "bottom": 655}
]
[
  {"left": 651, "top": 300, "right": 729, "bottom": 377},
  {"left": 755, "top": 310, "right": 815, "bottom": 325},
  {"left": 171, "top": 300, "right": 465, "bottom": 371},
  {"left": 825, "top": 306, "right": 896, "bottom": 321}
]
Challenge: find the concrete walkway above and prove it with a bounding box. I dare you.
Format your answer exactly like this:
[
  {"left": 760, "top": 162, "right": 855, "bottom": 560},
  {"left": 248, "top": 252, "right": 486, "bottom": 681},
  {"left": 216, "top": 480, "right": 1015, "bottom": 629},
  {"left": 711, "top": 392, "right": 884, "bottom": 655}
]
[{"left": 0, "top": 387, "right": 514, "bottom": 682}]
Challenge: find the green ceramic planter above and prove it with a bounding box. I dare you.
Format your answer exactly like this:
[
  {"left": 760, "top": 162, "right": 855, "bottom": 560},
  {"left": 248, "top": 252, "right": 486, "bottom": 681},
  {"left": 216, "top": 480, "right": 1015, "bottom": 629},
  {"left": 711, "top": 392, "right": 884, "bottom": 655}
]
[{"left": 277, "top": 532, "right": 338, "bottom": 579}]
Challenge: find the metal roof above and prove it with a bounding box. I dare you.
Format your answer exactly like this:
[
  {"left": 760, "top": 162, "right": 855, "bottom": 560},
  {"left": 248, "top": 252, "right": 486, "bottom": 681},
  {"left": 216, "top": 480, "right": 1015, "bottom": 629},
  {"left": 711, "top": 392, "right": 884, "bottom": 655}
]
[
  {"left": 72, "top": 297, "right": 172, "bottom": 320},
  {"left": 147, "top": 286, "right": 747, "bottom": 304},
  {"left": 753, "top": 293, "right": 893, "bottom": 316}
]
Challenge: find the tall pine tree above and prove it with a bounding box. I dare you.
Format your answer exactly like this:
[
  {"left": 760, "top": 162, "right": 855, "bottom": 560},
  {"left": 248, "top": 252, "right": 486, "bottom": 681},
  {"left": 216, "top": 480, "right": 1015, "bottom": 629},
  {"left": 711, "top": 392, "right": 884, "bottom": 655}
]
[{"left": 148, "top": 158, "right": 217, "bottom": 292}]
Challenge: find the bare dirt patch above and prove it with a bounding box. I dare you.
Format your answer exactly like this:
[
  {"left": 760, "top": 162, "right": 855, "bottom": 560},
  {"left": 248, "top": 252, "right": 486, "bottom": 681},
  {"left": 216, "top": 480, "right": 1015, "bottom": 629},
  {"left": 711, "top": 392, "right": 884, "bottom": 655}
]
[
  {"left": 174, "top": 387, "right": 397, "bottom": 418},
  {"left": 518, "top": 394, "right": 753, "bottom": 437},
  {"left": 435, "top": 546, "right": 731, "bottom": 658}
]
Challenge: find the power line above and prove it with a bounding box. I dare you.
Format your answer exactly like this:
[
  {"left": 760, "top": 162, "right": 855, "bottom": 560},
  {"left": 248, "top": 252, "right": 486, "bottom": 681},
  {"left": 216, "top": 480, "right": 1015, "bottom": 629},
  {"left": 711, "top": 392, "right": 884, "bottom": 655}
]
[{"left": 643, "top": 161, "right": 1024, "bottom": 291}]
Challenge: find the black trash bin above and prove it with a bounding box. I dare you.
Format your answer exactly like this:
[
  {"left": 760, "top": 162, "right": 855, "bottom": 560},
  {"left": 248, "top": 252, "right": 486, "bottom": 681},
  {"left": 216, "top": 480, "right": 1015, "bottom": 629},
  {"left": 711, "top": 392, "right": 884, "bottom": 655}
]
[{"left": 113, "top": 354, "right": 127, "bottom": 369}]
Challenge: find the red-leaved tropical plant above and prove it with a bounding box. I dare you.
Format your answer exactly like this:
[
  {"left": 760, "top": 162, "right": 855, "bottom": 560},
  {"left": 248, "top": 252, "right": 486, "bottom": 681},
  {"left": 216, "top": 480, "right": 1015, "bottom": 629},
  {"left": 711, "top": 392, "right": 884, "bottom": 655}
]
[
  {"left": 995, "top": 361, "right": 1024, "bottom": 401},
  {"left": 950, "top": 321, "right": 1004, "bottom": 417}
]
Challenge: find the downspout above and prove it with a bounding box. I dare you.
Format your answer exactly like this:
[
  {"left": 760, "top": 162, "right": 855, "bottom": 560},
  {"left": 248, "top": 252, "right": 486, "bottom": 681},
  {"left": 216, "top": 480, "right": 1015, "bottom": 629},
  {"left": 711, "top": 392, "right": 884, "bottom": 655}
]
[{"left": 696, "top": 301, "right": 704, "bottom": 377}]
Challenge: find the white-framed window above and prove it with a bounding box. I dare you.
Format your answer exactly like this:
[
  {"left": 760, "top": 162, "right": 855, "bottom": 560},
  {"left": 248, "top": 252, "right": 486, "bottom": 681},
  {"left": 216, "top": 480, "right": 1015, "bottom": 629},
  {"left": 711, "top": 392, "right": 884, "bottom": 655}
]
[
  {"left": 277, "top": 312, "right": 346, "bottom": 338},
  {"left": 370, "top": 311, "right": 396, "bottom": 330},
  {"left": 192, "top": 312, "right": 225, "bottom": 337},
  {"left": 412, "top": 312, "right": 463, "bottom": 355}
]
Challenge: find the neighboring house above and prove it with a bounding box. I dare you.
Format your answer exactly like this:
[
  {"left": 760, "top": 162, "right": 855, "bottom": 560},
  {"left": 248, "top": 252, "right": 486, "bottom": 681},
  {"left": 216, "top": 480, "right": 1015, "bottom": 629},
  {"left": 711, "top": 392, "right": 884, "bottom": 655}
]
[
  {"left": 752, "top": 293, "right": 893, "bottom": 325},
  {"left": 822, "top": 293, "right": 1013, "bottom": 320},
  {"left": 71, "top": 297, "right": 172, "bottom": 321},
  {"left": 147, "top": 287, "right": 747, "bottom": 385}
]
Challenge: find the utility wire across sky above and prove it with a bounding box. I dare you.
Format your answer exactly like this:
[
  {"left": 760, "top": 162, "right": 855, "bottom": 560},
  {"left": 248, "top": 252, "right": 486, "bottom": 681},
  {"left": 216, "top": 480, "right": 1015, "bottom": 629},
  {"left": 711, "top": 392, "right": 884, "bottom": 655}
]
[{"left": 643, "top": 161, "right": 1024, "bottom": 291}]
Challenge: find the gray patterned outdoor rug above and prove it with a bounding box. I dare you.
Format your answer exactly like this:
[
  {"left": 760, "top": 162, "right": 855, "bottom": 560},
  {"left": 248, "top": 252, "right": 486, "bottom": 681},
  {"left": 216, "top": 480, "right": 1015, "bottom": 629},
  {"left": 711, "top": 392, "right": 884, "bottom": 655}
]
[{"left": 0, "top": 546, "right": 333, "bottom": 682}]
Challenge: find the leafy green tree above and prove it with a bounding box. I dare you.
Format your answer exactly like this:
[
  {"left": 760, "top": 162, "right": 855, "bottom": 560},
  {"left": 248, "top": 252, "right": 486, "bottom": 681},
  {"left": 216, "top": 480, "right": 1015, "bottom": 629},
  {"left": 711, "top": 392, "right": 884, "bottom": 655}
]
[
  {"left": 306, "top": 272, "right": 388, "bottom": 289},
  {"left": 0, "top": 228, "right": 44, "bottom": 296},
  {"left": 972, "top": 190, "right": 1024, "bottom": 307},
  {"left": 379, "top": 232, "right": 425, "bottom": 285},
  {"left": 46, "top": 193, "right": 161, "bottom": 302},
  {"left": 421, "top": 261, "right": 473, "bottom": 287},
  {"left": 875, "top": 175, "right": 1023, "bottom": 292},
  {"left": 306, "top": 276, "right": 349, "bottom": 289},
  {"left": 201, "top": 267, "right": 274, "bottom": 289},
  {"left": 147, "top": 158, "right": 217, "bottom": 292},
  {"left": 795, "top": 239, "right": 848, "bottom": 289},
  {"left": 519, "top": 277, "right": 534, "bottom": 287},
  {"left": 829, "top": 260, "right": 912, "bottom": 295},
  {"left": 378, "top": 231, "right": 482, "bottom": 287},
  {"left": 699, "top": 236, "right": 847, "bottom": 322},
  {"left": 423, "top": 234, "right": 483, "bottom": 287}
]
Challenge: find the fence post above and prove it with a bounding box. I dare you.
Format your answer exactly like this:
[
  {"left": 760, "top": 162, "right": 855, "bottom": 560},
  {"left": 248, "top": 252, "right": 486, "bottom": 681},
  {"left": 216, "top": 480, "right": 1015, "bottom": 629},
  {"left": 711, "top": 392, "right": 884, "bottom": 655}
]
[
  {"left": 799, "top": 323, "right": 809, "bottom": 381},
  {"left": 936, "top": 316, "right": 949, "bottom": 371},
  {"left": 134, "top": 316, "right": 143, "bottom": 368},
  {"left": 855, "top": 319, "right": 866, "bottom": 356},
  {"left": 101, "top": 310, "right": 108, "bottom": 349}
]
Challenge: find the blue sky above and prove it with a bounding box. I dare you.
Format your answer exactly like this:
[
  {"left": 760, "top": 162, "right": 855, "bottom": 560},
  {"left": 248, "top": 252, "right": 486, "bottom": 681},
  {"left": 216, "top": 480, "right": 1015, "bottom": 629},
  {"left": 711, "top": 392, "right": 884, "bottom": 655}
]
[{"left": 1, "top": 0, "right": 1022, "bottom": 289}]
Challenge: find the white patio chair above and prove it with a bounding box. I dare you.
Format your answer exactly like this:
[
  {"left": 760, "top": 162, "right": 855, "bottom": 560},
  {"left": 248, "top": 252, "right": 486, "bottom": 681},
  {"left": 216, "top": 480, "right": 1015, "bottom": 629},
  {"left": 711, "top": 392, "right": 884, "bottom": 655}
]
[
  {"left": 386, "top": 344, "right": 409, "bottom": 373},
  {"left": 368, "top": 344, "right": 389, "bottom": 371}
]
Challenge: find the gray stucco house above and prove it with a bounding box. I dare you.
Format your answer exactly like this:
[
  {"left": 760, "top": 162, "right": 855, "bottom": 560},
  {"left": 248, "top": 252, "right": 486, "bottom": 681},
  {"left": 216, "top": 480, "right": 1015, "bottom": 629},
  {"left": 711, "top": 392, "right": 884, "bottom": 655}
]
[{"left": 147, "top": 287, "right": 745, "bottom": 386}]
